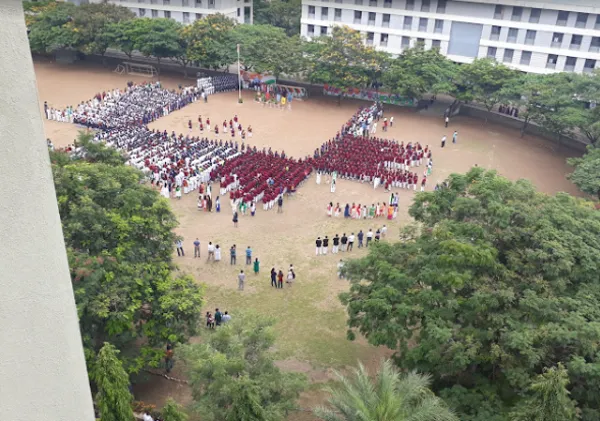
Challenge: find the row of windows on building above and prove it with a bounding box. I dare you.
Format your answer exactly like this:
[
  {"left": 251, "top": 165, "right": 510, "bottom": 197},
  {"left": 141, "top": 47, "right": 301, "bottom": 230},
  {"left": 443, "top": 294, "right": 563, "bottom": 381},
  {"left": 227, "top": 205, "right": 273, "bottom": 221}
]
[
  {"left": 493, "top": 6, "right": 600, "bottom": 29},
  {"left": 138, "top": 8, "right": 205, "bottom": 20},
  {"left": 308, "top": 7, "right": 445, "bottom": 31},
  {"left": 487, "top": 47, "right": 597, "bottom": 71},
  {"left": 314, "top": 0, "right": 448, "bottom": 12},
  {"left": 306, "top": 25, "right": 441, "bottom": 48},
  {"left": 489, "top": 26, "right": 600, "bottom": 53}
]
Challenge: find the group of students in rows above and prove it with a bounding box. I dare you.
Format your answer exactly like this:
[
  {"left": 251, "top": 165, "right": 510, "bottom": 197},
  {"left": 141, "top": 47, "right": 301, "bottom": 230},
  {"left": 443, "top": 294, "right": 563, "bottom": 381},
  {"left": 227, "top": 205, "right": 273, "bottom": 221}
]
[{"left": 315, "top": 227, "right": 387, "bottom": 255}]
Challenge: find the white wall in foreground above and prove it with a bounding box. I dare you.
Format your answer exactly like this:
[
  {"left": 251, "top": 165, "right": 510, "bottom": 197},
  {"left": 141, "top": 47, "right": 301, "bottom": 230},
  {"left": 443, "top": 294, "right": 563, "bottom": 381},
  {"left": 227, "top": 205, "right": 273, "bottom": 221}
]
[{"left": 0, "top": 1, "right": 96, "bottom": 420}]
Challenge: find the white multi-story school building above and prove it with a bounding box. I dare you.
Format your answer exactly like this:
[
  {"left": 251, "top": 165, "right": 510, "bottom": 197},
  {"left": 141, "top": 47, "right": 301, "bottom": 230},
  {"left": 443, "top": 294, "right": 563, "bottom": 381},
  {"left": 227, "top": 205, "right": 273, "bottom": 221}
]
[
  {"left": 71, "top": 0, "right": 253, "bottom": 25},
  {"left": 301, "top": 0, "right": 600, "bottom": 74}
]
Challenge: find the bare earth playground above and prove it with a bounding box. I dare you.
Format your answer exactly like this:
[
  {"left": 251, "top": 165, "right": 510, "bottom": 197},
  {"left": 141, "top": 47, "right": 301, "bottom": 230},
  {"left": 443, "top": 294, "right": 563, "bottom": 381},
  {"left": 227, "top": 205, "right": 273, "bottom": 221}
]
[{"left": 35, "top": 58, "right": 581, "bottom": 419}]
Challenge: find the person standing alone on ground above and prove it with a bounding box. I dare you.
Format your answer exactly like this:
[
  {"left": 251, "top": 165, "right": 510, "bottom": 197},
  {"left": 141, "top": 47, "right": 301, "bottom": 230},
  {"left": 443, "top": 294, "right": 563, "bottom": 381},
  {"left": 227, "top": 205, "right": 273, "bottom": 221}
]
[
  {"left": 176, "top": 239, "right": 185, "bottom": 256},
  {"left": 230, "top": 244, "right": 237, "bottom": 265},
  {"left": 246, "top": 246, "right": 252, "bottom": 265},
  {"left": 277, "top": 195, "right": 284, "bottom": 213},
  {"left": 238, "top": 270, "right": 246, "bottom": 291},
  {"left": 254, "top": 257, "right": 260, "bottom": 274},
  {"left": 445, "top": 115, "right": 449, "bottom": 128},
  {"left": 233, "top": 211, "right": 239, "bottom": 227},
  {"left": 453, "top": 130, "right": 458, "bottom": 144},
  {"left": 441, "top": 135, "right": 447, "bottom": 148},
  {"left": 194, "top": 238, "right": 201, "bottom": 258}
]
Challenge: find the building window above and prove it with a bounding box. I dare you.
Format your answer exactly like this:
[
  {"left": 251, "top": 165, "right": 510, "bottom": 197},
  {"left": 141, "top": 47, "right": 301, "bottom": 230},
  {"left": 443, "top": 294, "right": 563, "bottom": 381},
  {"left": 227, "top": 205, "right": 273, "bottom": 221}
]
[
  {"left": 507, "top": 28, "right": 518, "bottom": 43},
  {"left": 511, "top": 7, "right": 522, "bottom": 21},
  {"left": 596, "top": 15, "right": 600, "bottom": 30},
  {"left": 237, "top": 8, "right": 240, "bottom": 16},
  {"left": 354, "top": 10, "right": 362, "bottom": 24},
  {"left": 524, "top": 30, "right": 536, "bottom": 45},
  {"left": 556, "top": 10, "right": 569, "bottom": 26},
  {"left": 529, "top": 8, "right": 541, "bottom": 23},
  {"left": 490, "top": 25, "right": 501, "bottom": 41},
  {"left": 183, "top": 11, "right": 190, "bottom": 22},
  {"left": 419, "top": 18, "right": 428, "bottom": 31},
  {"left": 208, "top": 0, "right": 214, "bottom": 9},
  {"left": 503, "top": 48, "right": 514, "bottom": 63},
  {"left": 196, "top": 0, "right": 202, "bottom": 4},
  {"left": 564, "top": 56, "right": 577, "bottom": 72},
  {"left": 164, "top": 10, "right": 171, "bottom": 18},
  {"left": 403, "top": 16, "right": 412, "bottom": 30},
  {"left": 401, "top": 36, "right": 410, "bottom": 48},
  {"left": 416, "top": 37, "right": 425, "bottom": 47},
  {"left": 366, "top": 32, "right": 374, "bottom": 45},
  {"left": 368, "top": 12, "right": 376, "bottom": 25},
  {"left": 494, "top": 5, "right": 503, "bottom": 20},
  {"left": 421, "top": 0, "right": 430, "bottom": 12},
  {"left": 139, "top": 7, "right": 146, "bottom": 16},
  {"left": 369, "top": 0, "right": 377, "bottom": 6},
  {"left": 308, "top": 24, "right": 315, "bottom": 35},
  {"left": 322, "top": 7, "right": 329, "bottom": 18},
  {"left": 570, "top": 35, "right": 582, "bottom": 50},
  {"left": 546, "top": 54, "right": 558, "bottom": 69},
  {"left": 590, "top": 37, "right": 600, "bottom": 53},
  {"left": 321, "top": 26, "right": 328, "bottom": 35},
  {"left": 434, "top": 19, "right": 443, "bottom": 33},
  {"left": 576, "top": 13, "right": 588, "bottom": 28},
  {"left": 382, "top": 13, "right": 390, "bottom": 27},
  {"left": 335, "top": 0, "right": 342, "bottom": 3},
  {"left": 196, "top": 13, "right": 202, "bottom": 19},
  {"left": 406, "top": 0, "right": 414, "bottom": 11},
  {"left": 163, "top": 0, "right": 170, "bottom": 5},
  {"left": 436, "top": 0, "right": 446, "bottom": 13},
  {"left": 487, "top": 46, "right": 497, "bottom": 59},
  {"left": 551, "top": 32, "right": 563, "bottom": 48},
  {"left": 334, "top": 8, "right": 342, "bottom": 21},
  {"left": 520, "top": 51, "right": 532, "bottom": 65},
  {"left": 432, "top": 39, "right": 441, "bottom": 49},
  {"left": 383, "top": 0, "right": 391, "bottom": 8},
  {"left": 355, "top": 0, "right": 363, "bottom": 5},
  {"left": 182, "top": 0, "right": 189, "bottom": 5},
  {"left": 380, "top": 33, "right": 389, "bottom": 46},
  {"left": 584, "top": 59, "right": 597, "bottom": 73},
  {"left": 308, "top": 5, "right": 315, "bottom": 17},
  {"left": 150, "top": 0, "right": 157, "bottom": 4}
]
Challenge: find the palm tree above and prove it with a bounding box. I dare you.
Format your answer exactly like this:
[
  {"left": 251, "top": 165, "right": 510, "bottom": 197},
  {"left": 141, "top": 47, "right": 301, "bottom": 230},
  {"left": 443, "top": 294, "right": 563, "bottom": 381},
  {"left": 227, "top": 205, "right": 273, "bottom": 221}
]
[{"left": 315, "top": 360, "right": 458, "bottom": 421}]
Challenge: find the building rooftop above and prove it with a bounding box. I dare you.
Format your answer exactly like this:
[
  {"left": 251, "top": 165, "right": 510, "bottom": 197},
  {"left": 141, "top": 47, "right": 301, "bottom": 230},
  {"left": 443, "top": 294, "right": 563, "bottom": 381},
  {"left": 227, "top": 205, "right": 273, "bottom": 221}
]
[{"left": 461, "top": 0, "right": 600, "bottom": 13}]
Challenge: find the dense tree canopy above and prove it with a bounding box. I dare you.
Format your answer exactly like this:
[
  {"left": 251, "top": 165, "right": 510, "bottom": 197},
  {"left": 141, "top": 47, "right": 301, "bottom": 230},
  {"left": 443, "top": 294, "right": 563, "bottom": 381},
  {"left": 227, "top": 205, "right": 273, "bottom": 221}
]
[
  {"left": 180, "top": 14, "right": 237, "bottom": 71},
  {"left": 315, "top": 360, "right": 458, "bottom": 421},
  {"left": 51, "top": 134, "right": 204, "bottom": 373},
  {"left": 341, "top": 167, "right": 600, "bottom": 420},
  {"left": 568, "top": 146, "right": 600, "bottom": 200},
  {"left": 182, "top": 314, "right": 306, "bottom": 421},
  {"left": 253, "top": 0, "right": 301, "bottom": 36}
]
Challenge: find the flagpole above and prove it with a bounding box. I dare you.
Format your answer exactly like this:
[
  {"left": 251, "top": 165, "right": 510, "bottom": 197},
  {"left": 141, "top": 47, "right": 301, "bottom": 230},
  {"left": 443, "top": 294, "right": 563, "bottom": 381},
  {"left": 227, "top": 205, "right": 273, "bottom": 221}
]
[{"left": 237, "top": 43, "right": 242, "bottom": 102}]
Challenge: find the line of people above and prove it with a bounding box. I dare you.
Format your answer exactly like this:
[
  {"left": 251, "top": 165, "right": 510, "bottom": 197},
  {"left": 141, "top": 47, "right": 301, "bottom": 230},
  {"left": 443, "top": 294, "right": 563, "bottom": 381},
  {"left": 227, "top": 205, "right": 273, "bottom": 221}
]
[{"left": 315, "top": 227, "right": 387, "bottom": 255}]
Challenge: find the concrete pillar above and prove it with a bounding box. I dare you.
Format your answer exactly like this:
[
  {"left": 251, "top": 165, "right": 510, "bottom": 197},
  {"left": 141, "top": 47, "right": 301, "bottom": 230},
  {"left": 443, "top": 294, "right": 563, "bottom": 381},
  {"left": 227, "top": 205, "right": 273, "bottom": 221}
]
[{"left": 0, "top": 2, "right": 95, "bottom": 420}]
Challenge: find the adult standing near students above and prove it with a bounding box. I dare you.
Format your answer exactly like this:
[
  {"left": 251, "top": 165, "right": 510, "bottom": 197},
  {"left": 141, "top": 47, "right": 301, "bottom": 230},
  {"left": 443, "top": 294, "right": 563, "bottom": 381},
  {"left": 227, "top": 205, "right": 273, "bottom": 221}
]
[
  {"left": 332, "top": 234, "right": 340, "bottom": 254},
  {"left": 453, "top": 130, "right": 458, "bottom": 144},
  {"left": 316, "top": 236, "right": 323, "bottom": 255},
  {"left": 322, "top": 236, "right": 329, "bottom": 255},
  {"left": 340, "top": 233, "right": 348, "bottom": 252},
  {"left": 441, "top": 135, "right": 447, "bottom": 148},
  {"left": 193, "top": 238, "right": 201, "bottom": 258},
  {"left": 445, "top": 115, "right": 449, "bottom": 128},
  {"left": 233, "top": 211, "right": 239, "bottom": 227},
  {"left": 245, "top": 246, "right": 253, "bottom": 265},
  {"left": 238, "top": 270, "right": 246, "bottom": 291},
  {"left": 270, "top": 268, "right": 277, "bottom": 288},
  {"left": 277, "top": 195, "right": 284, "bottom": 213},
  {"left": 207, "top": 242, "right": 215, "bottom": 261},
  {"left": 347, "top": 232, "right": 355, "bottom": 251},
  {"left": 176, "top": 239, "right": 185, "bottom": 257}
]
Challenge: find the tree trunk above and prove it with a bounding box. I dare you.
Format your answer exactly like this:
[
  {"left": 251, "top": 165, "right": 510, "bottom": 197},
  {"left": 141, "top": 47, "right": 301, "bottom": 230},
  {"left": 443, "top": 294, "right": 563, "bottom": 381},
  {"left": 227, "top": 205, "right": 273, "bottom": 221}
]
[
  {"left": 156, "top": 57, "right": 161, "bottom": 77},
  {"left": 337, "top": 94, "right": 342, "bottom": 106}
]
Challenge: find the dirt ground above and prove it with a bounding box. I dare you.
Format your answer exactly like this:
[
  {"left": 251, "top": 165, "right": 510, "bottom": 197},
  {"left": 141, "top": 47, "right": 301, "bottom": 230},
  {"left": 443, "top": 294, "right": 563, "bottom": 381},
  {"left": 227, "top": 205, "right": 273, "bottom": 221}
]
[{"left": 34, "top": 59, "right": 582, "bottom": 419}]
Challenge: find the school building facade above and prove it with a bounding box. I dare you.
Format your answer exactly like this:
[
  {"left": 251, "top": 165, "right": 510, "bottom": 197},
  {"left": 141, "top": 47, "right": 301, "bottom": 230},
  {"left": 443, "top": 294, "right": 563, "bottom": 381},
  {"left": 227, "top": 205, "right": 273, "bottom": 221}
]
[
  {"left": 73, "top": 0, "right": 253, "bottom": 25},
  {"left": 300, "top": 0, "right": 600, "bottom": 74}
]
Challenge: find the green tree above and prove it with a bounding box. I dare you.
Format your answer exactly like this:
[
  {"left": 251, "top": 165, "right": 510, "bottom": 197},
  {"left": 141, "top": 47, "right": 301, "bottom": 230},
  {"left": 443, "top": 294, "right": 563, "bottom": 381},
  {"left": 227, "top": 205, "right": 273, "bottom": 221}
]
[
  {"left": 499, "top": 73, "right": 546, "bottom": 137},
  {"left": 568, "top": 146, "right": 600, "bottom": 199},
  {"left": 456, "top": 58, "right": 518, "bottom": 118},
  {"left": 305, "top": 25, "right": 384, "bottom": 104},
  {"left": 315, "top": 360, "right": 458, "bottom": 421},
  {"left": 510, "top": 364, "right": 579, "bottom": 421},
  {"left": 383, "top": 46, "right": 457, "bottom": 100},
  {"left": 71, "top": 2, "right": 135, "bottom": 58},
  {"left": 27, "top": 1, "right": 80, "bottom": 54},
  {"left": 108, "top": 18, "right": 144, "bottom": 59},
  {"left": 341, "top": 167, "right": 600, "bottom": 421},
  {"left": 231, "top": 24, "right": 304, "bottom": 77},
  {"left": 161, "top": 398, "right": 188, "bottom": 421},
  {"left": 181, "top": 14, "right": 237, "bottom": 71},
  {"left": 183, "top": 314, "right": 306, "bottom": 421},
  {"left": 51, "top": 133, "right": 204, "bottom": 372},
  {"left": 133, "top": 18, "right": 183, "bottom": 71},
  {"left": 91, "top": 343, "right": 135, "bottom": 421},
  {"left": 253, "top": 0, "right": 301, "bottom": 36}
]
